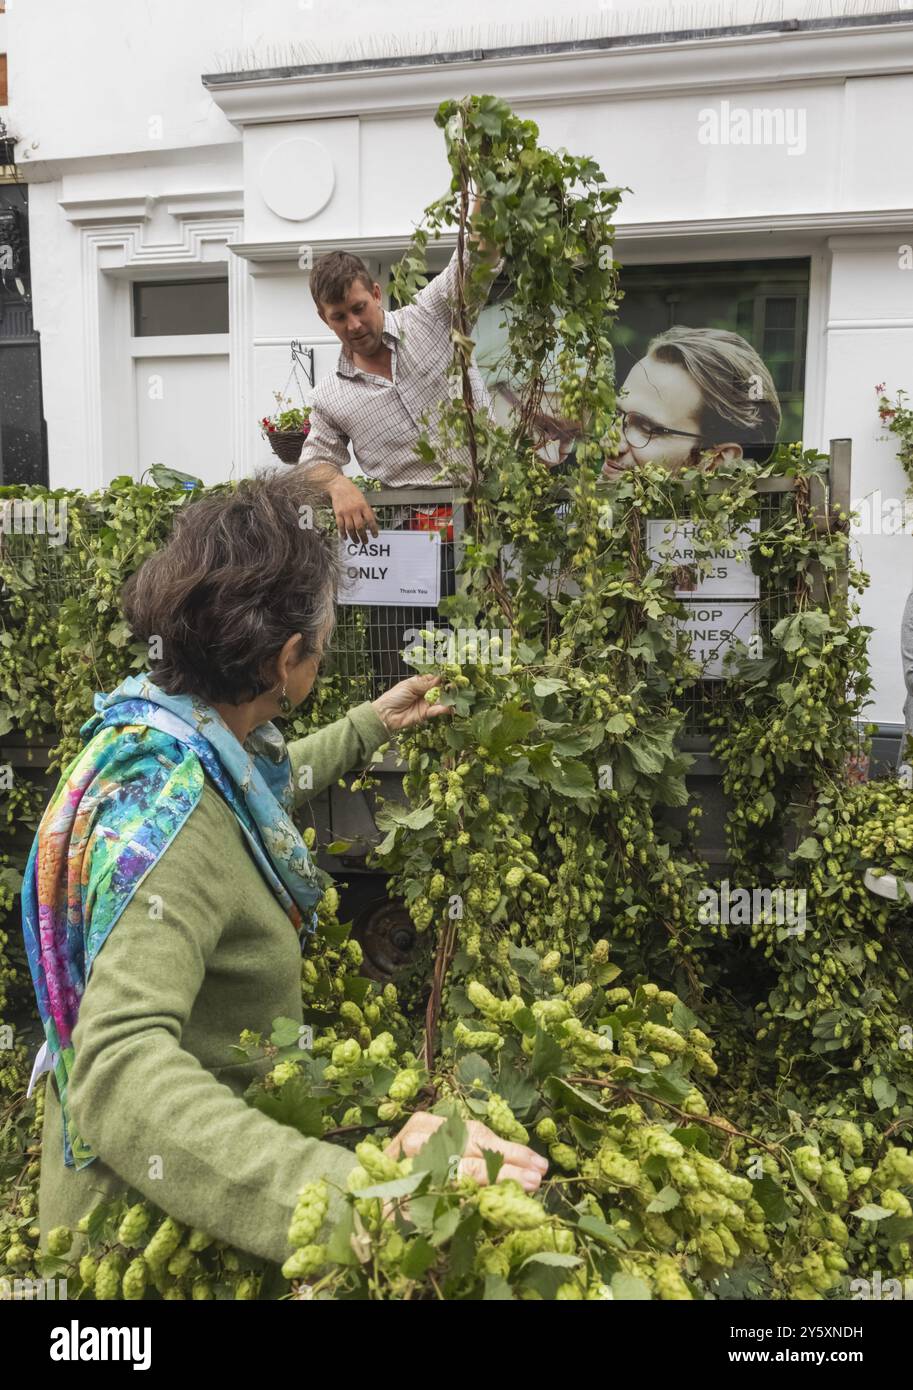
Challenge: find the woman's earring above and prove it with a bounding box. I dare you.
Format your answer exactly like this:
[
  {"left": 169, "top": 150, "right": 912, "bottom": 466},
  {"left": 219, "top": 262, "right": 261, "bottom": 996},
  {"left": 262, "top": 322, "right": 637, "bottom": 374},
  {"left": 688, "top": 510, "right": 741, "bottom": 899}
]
[{"left": 277, "top": 684, "right": 293, "bottom": 715}]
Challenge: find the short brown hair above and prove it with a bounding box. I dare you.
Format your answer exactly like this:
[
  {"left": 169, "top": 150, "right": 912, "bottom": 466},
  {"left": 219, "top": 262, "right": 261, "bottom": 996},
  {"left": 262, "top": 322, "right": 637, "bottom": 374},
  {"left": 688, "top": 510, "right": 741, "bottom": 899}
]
[
  {"left": 310, "top": 251, "right": 375, "bottom": 310},
  {"left": 647, "top": 325, "right": 782, "bottom": 462},
  {"left": 121, "top": 471, "right": 340, "bottom": 705}
]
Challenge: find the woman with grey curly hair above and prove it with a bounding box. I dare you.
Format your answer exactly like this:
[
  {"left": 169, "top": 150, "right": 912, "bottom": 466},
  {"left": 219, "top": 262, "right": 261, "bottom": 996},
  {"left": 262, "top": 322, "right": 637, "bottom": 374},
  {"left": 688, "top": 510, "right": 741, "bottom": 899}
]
[{"left": 26, "top": 467, "right": 546, "bottom": 1284}]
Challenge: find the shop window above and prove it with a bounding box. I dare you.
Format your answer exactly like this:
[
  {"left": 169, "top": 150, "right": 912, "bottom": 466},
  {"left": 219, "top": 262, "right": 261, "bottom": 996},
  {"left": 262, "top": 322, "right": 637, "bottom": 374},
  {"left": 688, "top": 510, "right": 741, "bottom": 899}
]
[
  {"left": 473, "top": 257, "right": 809, "bottom": 445},
  {"left": 604, "top": 258, "right": 809, "bottom": 443}
]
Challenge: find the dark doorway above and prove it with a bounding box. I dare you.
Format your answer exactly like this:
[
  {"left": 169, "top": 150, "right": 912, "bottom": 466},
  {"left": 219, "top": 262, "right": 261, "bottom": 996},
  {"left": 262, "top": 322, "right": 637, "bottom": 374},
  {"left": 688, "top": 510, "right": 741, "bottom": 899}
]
[{"left": 0, "top": 178, "right": 48, "bottom": 486}]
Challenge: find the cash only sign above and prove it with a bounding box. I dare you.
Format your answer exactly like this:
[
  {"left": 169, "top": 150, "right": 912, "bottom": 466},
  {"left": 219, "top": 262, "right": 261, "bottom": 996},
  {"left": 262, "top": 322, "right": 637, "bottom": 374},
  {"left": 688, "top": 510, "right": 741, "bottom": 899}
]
[
  {"left": 337, "top": 531, "right": 442, "bottom": 607},
  {"left": 646, "top": 519, "right": 760, "bottom": 678}
]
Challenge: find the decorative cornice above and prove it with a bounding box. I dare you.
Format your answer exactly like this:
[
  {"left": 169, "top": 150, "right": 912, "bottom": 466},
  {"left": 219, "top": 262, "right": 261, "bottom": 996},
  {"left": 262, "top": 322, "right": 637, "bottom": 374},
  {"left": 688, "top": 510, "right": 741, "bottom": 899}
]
[
  {"left": 230, "top": 208, "right": 913, "bottom": 264},
  {"left": 164, "top": 191, "right": 244, "bottom": 220},
  {"left": 59, "top": 189, "right": 242, "bottom": 227},
  {"left": 204, "top": 22, "right": 913, "bottom": 127},
  {"left": 232, "top": 235, "right": 453, "bottom": 264},
  {"left": 827, "top": 319, "right": 913, "bottom": 330},
  {"left": 59, "top": 196, "right": 154, "bottom": 226},
  {"left": 619, "top": 210, "right": 913, "bottom": 242}
]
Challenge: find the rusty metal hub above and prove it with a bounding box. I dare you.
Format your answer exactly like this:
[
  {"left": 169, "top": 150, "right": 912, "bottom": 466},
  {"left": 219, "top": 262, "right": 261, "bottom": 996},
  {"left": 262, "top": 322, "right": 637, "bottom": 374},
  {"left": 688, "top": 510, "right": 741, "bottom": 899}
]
[{"left": 352, "top": 898, "right": 418, "bottom": 982}]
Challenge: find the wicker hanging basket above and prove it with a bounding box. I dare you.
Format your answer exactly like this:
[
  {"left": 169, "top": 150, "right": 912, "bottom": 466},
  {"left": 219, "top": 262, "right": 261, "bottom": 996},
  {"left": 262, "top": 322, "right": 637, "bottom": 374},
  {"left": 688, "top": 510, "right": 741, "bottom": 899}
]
[
  {"left": 265, "top": 425, "right": 310, "bottom": 465},
  {"left": 262, "top": 346, "right": 314, "bottom": 463}
]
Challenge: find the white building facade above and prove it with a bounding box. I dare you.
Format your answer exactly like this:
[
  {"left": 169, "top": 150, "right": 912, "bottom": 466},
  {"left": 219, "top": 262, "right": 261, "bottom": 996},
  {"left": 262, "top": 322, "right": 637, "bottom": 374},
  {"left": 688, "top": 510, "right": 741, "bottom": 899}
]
[{"left": 7, "top": 3, "right": 913, "bottom": 728}]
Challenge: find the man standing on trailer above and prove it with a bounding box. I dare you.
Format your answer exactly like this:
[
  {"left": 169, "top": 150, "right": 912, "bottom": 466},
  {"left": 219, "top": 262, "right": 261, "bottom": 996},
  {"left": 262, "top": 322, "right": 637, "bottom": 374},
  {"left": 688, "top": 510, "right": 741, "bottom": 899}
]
[{"left": 297, "top": 201, "right": 500, "bottom": 543}]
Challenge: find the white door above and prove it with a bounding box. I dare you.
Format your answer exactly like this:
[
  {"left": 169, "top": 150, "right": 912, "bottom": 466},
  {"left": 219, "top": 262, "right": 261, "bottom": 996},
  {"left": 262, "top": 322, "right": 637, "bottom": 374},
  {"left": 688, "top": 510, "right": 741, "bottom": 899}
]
[{"left": 134, "top": 351, "right": 232, "bottom": 487}]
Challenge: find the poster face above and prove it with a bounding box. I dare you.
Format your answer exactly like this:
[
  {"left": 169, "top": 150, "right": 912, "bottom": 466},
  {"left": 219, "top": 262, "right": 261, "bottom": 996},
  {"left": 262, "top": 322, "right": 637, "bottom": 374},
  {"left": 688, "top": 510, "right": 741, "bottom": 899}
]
[
  {"left": 675, "top": 601, "right": 760, "bottom": 680},
  {"left": 478, "top": 257, "right": 807, "bottom": 464},
  {"left": 608, "top": 259, "right": 806, "bottom": 449},
  {"left": 337, "top": 531, "right": 441, "bottom": 607}
]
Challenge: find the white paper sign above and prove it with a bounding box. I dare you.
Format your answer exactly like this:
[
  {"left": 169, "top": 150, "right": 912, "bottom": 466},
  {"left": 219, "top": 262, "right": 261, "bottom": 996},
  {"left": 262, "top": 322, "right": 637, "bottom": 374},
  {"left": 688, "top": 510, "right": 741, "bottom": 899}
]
[
  {"left": 337, "top": 531, "right": 441, "bottom": 607},
  {"left": 500, "top": 541, "right": 581, "bottom": 598},
  {"left": 677, "top": 600, "right": 759, "bottom": 680},
  {"left": 647, "top": 518, "right": 759, "bottom": 598}
]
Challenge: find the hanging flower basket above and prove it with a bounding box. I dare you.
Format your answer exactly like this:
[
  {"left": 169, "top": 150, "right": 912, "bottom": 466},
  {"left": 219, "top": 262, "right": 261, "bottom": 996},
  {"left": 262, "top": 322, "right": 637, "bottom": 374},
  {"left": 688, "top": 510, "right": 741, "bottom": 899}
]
[
  {"left": 264, "top": 425, "right": 310, "bottom": 464},
  {"left": 260, "top": 395, "right": 311, "bottom": 465}
]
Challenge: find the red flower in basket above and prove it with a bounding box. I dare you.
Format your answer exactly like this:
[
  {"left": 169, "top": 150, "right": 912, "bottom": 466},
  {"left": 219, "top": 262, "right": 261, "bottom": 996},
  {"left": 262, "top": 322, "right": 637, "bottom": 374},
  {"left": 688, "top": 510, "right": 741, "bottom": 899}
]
[{"left": 260, "top": 396, "right": 311, "bottom": 463}]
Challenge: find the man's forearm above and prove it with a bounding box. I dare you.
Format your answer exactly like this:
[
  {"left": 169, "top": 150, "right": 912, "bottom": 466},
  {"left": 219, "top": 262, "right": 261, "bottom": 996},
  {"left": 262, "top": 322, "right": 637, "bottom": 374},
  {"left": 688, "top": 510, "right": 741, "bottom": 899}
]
[
  {"left": 298, "top": 466, "right": 379, "bottom": 540},
  {"left": 298, "top": 461, "right": 341, "bottom": 483},
  {"left": 296, "top": 460, "right": 344, "bottom": 491}
]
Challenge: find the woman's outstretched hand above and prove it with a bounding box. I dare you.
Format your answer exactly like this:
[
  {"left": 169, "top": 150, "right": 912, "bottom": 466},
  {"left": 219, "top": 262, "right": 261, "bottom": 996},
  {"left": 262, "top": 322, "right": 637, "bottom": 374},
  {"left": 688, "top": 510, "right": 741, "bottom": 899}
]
[
  {"left": 386, "top": 1112, "right": 548, "bottom": 1193},
  {"left": 350, "top": 1113, "right": 548, "bottom": 1263},
  {"left": 371, "top": 673, "right": 452, "bottom": 733}
]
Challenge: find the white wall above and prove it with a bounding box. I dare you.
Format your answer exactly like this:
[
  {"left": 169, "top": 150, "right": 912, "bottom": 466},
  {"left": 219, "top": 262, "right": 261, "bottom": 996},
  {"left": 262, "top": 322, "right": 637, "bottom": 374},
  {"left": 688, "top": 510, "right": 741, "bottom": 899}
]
[{"left": 826, "top": 238, "right": 913, "bottom": 727}]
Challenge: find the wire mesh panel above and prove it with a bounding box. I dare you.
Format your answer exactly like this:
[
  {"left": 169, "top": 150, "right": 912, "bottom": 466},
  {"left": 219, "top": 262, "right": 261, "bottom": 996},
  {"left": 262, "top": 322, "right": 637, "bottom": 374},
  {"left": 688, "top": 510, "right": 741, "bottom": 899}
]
[
  {"left": 322, "top": 487, "right": 463, "bottom": 697},
  {"left": 0, "top": 500, "right": 105, "bottom": 611},
  {"left": 1, "top": 454, "right": 847, "bottom": 749},
  {"left": 666, "top": 472, "right": 839, "bottom": 737},
  {"left": 319, "top": 466, "right": 844, "bottom": 733}
]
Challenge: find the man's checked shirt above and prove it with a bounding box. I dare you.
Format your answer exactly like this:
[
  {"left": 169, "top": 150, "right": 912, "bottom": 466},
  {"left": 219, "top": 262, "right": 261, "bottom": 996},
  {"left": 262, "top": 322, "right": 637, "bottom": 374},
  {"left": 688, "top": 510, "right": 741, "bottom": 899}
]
[{"left": 299, "top": 247, "right": 496, "bottom": 487}]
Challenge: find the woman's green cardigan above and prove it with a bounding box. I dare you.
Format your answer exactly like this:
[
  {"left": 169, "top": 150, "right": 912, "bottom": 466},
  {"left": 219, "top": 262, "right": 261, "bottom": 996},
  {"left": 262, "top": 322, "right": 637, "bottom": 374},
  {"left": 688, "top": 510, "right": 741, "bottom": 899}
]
[{"left": 37, "top": 702, "right": 389, "bottom": 1274}]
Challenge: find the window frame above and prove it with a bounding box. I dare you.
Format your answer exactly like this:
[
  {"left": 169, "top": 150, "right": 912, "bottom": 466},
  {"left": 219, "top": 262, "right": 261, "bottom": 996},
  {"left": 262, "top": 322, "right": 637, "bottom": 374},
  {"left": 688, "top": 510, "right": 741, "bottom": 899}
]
[
  {"left": 131, "top": 275, "right": 230, "bottom": 339},
  {"left": 470, "top": 253, "right": 812, "bottom": 446}
]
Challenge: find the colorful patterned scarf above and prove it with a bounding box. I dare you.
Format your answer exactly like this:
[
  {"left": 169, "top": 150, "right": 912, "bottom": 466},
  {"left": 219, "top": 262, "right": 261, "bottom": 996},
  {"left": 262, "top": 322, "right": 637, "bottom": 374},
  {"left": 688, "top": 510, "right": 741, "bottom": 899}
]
[{"left": 21, "top": 673, "right": 322, "bottom": 1170}]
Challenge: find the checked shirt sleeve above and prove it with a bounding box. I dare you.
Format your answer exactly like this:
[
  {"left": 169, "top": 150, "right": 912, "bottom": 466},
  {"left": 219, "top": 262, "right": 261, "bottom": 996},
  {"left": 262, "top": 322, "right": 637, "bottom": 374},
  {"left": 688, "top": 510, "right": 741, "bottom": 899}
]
[
  {"left": 298, "top": 396, "right": 352, "bottom": 473},
  {"left": 413, "top": 242, "right": 502, "bottom": 329}
]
